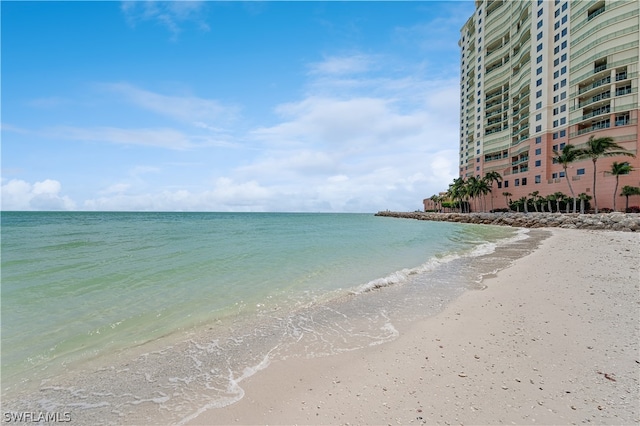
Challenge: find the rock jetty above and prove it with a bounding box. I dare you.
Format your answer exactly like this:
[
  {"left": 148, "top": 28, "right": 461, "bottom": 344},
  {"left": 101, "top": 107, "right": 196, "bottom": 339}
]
[{"left": 375, "top": 211, "right": 640, "bottom": 232}]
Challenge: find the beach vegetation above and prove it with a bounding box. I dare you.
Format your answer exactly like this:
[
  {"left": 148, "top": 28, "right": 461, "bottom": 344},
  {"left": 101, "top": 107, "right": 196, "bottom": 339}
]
[
  {"left": 502, "top": 192, "right": 512, "bottom": 209},
  {"left": 608, "top": 162, "right": 633, "bottom": 212},
  {"left": 621, "top": 185, "right": 640, "bottom": 212},
  {"left": 552, "top": 144, "right": 581, "bottom": 213},
  {"left": 578, "top": 192, "right": 592, "bottom": 214},
  {"left": 484, "top": 171, "right": 502, "bottom": 212},
  {"left": 575, "top": 136, "right": 636, "bottom": 213}
]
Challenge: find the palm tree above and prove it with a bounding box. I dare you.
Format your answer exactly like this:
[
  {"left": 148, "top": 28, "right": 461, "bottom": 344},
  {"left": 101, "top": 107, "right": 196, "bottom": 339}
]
[
  {"left": 576, "top": 136, "right": 636, "bottom": 213},
  {"left": 429, "top": 194, "right": 440, "bottom": 212},
  {"left": 552, "top": 144, "right": 580, "bottom": 213},
  {"left": 621, "top": 185, "right": 640, "bottom": 212},
  {"left": 484, "top": 171, "right": 502, "bottom": 212},
  {"left": 609, "top": 162, "right": 633, "bottom": 212},
  {"left": 529, "top": 191, "right": 540, "bottom": 213},
  {"left": 544, "top": 195, "right": 553, "bottom": 213},
  {"left": 502, "top": 192, "right": 512, "bottom": 210},
  {"left": 553, "top": 191, "right": 565, "bottom": 213},
  {"left": 476, "top": 178, "right": 492, "bottom": 212},
  {"left": 578, "top": 193, "right": 592, "bottom": 214},
  {"left": 448, "top": 177, "right": 466, "bottom": 213}
]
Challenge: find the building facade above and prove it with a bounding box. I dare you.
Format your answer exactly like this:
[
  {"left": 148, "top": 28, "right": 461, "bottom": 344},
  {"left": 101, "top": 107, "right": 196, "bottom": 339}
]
[{"left": 456, "top": 0, "right": 639, "bottom": 211}]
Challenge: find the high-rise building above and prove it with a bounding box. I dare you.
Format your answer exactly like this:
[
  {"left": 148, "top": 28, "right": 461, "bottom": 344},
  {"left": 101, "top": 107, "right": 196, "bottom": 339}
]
[{"left": 457, "top": 0, "right": 639, "bottom": 211}]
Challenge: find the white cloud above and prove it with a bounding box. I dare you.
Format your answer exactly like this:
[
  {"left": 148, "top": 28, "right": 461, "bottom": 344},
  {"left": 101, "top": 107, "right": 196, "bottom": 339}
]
[
  {"left": 1, "top": 179, "right": 76, "bottom": 211},
  {"left": 308, "top": 55, "right": 374, "bottom": 76},
  {"left": 121, "top": 1, "right": 209, "bottom": 38},
  {"left": 46, "top": 126, "right": 200, "bottom": 150},
  {"left": 102, "top": 83, "right": 238, "bottom": 129}
]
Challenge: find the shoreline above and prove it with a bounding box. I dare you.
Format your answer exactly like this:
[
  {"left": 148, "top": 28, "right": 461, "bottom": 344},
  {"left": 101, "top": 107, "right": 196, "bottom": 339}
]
[
  {"left": 375, "top": 211, "right": 640, "bottom": 232},
  {"left": 189, "top": 228, "right": 639, "bottom": 425}
]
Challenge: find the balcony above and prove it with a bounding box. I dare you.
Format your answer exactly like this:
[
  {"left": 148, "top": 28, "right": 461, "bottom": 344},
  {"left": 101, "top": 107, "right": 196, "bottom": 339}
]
[
  {"left": 578, "top": 76, "right": 610, "bottom": 95},
  {"left": 512, "top": 156, "right": 529, "bottom": 166},
  {"left": 578, "top": 90, "right": 611, "bottom": 108},
  {"left": 582, "top": 105, "right": 611, "bottom": 121}
]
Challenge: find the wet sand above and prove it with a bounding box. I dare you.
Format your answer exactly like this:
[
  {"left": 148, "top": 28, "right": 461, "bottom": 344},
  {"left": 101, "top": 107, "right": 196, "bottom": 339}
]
[{"left": 188, "top": 228, "right": 640, "bottom": 425}]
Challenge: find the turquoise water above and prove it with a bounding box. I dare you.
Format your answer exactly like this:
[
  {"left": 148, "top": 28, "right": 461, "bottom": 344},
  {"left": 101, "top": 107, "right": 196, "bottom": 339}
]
[{"left": 1, "top": 212, "right": 523, "bottom": 424}]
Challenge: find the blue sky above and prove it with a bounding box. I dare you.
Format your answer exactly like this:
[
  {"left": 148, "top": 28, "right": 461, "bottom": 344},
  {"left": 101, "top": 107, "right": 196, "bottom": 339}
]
[{"left": 2, "top": 1, "right": 474, "bottom": 212}]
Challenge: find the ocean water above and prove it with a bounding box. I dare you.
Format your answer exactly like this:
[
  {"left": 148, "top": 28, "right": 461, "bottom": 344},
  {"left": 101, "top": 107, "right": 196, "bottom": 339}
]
[{"left": 1, "top": 212, "right": 536, "bottom": 424}]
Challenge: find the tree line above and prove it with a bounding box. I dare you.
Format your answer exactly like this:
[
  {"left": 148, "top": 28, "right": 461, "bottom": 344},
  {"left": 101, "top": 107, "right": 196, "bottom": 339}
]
[{"left": 428, "top": 136, "right": 638, "bottom": 214}]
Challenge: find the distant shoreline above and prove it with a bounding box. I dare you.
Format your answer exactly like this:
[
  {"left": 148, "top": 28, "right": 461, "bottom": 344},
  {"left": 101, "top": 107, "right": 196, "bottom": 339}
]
[{"left": 376, "top": 211, "right": 640, "bottom": 231}]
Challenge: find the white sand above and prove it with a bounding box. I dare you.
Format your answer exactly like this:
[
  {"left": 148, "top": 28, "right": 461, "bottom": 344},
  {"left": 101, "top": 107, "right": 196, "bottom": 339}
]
[{"left": 189, "top": 228, "right": 639, "bottom": 425}]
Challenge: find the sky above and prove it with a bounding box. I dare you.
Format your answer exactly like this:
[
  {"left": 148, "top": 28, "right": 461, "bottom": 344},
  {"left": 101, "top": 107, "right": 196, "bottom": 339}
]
[{"left": 1, "top": 1, "right": 474, "bottom": 212}]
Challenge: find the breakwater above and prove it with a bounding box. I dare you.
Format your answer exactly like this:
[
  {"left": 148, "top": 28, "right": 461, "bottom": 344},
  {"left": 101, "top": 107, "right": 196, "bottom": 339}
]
[{"left": 375, "top": 211, "right": 640, "bottom": 232}]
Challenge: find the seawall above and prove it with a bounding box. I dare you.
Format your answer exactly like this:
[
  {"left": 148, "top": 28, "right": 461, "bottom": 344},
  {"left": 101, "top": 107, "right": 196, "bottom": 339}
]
[{"left": 375, "top": 211, "right": 640, "bottom": 232}]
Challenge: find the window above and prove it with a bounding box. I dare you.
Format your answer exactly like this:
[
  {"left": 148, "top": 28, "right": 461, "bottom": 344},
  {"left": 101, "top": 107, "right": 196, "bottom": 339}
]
[
  {"left": 535, "top": 148, "right": 542, "bottom": 155},
  {"left": 552, "top": 173, "right": 558, "bottom": 179},
  {"left": 553, "top": 120, "right": 559, "bottom": 127},
  {"left": 553, "top": 83, "right": 559, "bottom": 90},
  {"left": 554, "top": 46, "right": 560, "bottom": 54},
  {"left": 560, "top": 142, "right": 566, "bottom": 149},
  {"left": 537, "top": 67, "right": 543, "bottom": 75},
  {"left": 562, "top": 15, "right": 567, "bottom": 24},
  {"left": 560, "top": 129, "right": 566, "bottom": 137},
  {"left": 535, "top": 136, "right": 542, "bottom": 144},
  {"left": 554, "top": 9, "right": 560, "bottom": 17},
  {"left": 536, "top": 90, "right": 542, "bottom": 98},
  {"left": 560, "top": 91, "right": 566, "bottom": 100},
  {"left": 515, "top": 179, "right": 520, "bottom": 187},
  {"left": 522, "top": 178, "right": 527, "bottom": 186},
  {"left": 554, "top": 21, "right": 560, "bottom": 30},
  {"left": 536, "top": 102, "right": 542, "bottom": 109},
  {"left": 560, "top": 117, "right": 566, "bottom": 125},
  {"left": 553, "top": 107, "right": 559, "bottom": 115},
  {"left": 476, "top": 149, "right": 480, "bottom": 154},
  {"left": 560, "top": 105, "right": 566, "bottom": 112},
  {"left": 561, "top": 79, "right": 566, "bottom": 87},
  {"left": 554, "top": 58, "right": 560, "bottom": 66},
  {"left": 537, "top": 55, "right": 543, "bottom": 64},
  {"left": 537, "top": 43, "right": 543, "bottom": 52},
  {"left": 536, "top": 113, "right": 542, "bottom": 121},
  {"left": 553, "top": 95, "right": 559, "bottom": 102},
  {"left": 537, "top": 9, "right": 543, "bottom": 17},
  {"left": 554, "top": 34, "right": 560, "bottom": 42},
  {"left": 537, "top": 20, "right": 543, "bottom": 29},
  {"left": 562, "top": 2, "right": 567, "bottom": 11},
  {"left": 561, "top": 28, "right": 567, "bottom": 37},
  {"left": 535, "top": 175, "right": 541, "bottom": 184},
  {"left": 536, "top": 78, "right": 543, "bottom": 87},
  {"left": 537, "top": 32, "right": 543, "bottom": 41},
  {"left": 561, "top": 40, "right": 567, "bottom": 49},
  {"left": 497, "top": 181, "right": 502, "bottom": 189},
  {"left": 577, "top": 168, "right": 585, "bottom": 175},
  {"left": 535, "top": 160, "right": 542, "bottom": 167},
  {"left": 504, "top": 180, "right": 509, "bottom": 188},
  {"left": 553, "top": 133, "right": 559, "bottom": 139},
  {"left": 536, "top": 125, "right": 542, "bottom": 132},
  {"left": 476, "top": 158, "right": 480, "bottom": 163},
  {"left": 554, "top": 71, "right": 559, "bottom": 79},
  {"left": 561, "top": 53, "right": 567, "bottom": 62},
  {"left": 559, "top": 171, "right": 565, "bottom": 177}
]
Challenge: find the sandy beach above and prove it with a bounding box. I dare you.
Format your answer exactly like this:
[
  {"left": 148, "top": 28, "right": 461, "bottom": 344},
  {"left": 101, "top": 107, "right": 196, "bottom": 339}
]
[{"left": 189, "top": 228, "right": 639, "bottom": 425}]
